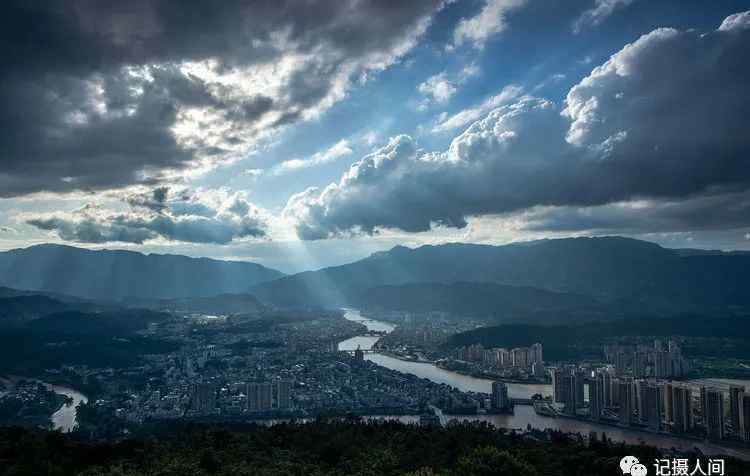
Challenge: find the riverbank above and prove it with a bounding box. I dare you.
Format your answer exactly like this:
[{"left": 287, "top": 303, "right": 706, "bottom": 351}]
[
  {"left": 372, "top": 348, "right": 437, "bottom": 364},
  {"left": 46, "top": 384, "right": 88, "bottom": 433},
  {"left": 552, "top": 411, "right": 750, "bottom": 461},
  {"left": 0, "top": 376, "right": 68, "bottom": 429},
  {"left": 340, "top": 308, "right": 750, "bottom": 460},
  {"left": 435, "top": 359, "right": 549, "bottom": 385}
]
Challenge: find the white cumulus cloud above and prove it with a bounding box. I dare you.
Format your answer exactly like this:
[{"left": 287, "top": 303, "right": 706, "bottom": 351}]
[
  {"left": 451, "top": 0, "right": 527, "bottom": 49},
  {"left": 26, "top": 187, "right": 268, "bottom": 245},
  {"left": 432, "top": 84, "right": 525, "bottom": 133},
  {"left": 573, "top": 0, "right": 635, "bottom": 34},
  {"left": 286, "top": 12, "right": 750, "bottom": 240},
  {"left": 274, "top": 140, "right": 354, "bottom": 174}
]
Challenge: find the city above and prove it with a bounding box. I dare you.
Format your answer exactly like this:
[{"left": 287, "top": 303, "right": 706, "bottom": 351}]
[
  {"left": 4, "top": 303, "right": 749, "bottom": 459},
  {"left": 549, "top": 340, "right": 749, "bottom": 445},
  {"left": 2, "top": 0, "right": 750, "bottom": 474},
  {"left": 15, "top": 310, "right": 491, "bottom": 435}
]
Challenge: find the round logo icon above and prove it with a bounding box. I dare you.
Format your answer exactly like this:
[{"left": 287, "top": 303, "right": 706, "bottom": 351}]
[
  {"left": 630, "top": 463, "right": 648, "bottom": 476},
  {"left": 620, "top": 456, "right": 640, "bottom": 474}
]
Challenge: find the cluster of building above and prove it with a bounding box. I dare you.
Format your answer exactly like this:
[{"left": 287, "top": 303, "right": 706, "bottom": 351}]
[
  {"left": 420, "top": 381, "right": 512, "bottom": 426},
  {"left": 453, "top": 343, "right": 545, "bottom": 377},
  {"left": 552, "top": 363, "right": 750, "bottom": 442},
  {"left": 371, "top": 316, "right": 485, "bottom": 362},
  {"left": 187, "top": 380, "right": 292, "bottom": 415},
  {"left": 68, "top": 312, "right": 498, "bottom": 431},
  {"left": 604, "top": 339, "right": 691, "bottom": 378}
]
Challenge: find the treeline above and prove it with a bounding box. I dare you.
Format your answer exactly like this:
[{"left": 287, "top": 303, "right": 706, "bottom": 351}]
[
  {"left": 2, "top": 420, "right": 748, "bottom": 475},
  {"left": 0, "top": 333, "right": 179, "bottom": 375},
  {"left": 355, "top": 282, "right": 605, "bottom": 325},
  {"left": 447, "top": 314, "right": 750, "bottom": 360},
  {"left": 0, "top": 305, "right": 177, "bottom": 375}
]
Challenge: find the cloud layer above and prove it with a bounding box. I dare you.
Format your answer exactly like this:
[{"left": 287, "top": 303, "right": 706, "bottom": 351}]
[
  {"left": 0, "top": 0, "right": 443, "bottom": 197},
  {"left": 286, "top": 12, "right": 750, "bottom": 239},
  {"left": 573, "top": 0, "right": 634, "bottom": 34},
  {"left": 27, "top": 188, "right": 267, "bottom": 244},
  {"left": 451, "top": 0, "right": 527, "bottom": 49},
  {"left": 273, "top": 140, "right": 353, "bottom": 175}
]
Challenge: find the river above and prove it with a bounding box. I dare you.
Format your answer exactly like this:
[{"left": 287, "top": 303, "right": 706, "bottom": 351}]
[
  {"left": 338, "top": 308, "right": 750, "bottom": 459},
  {"left": 47, "top": 384, "right": 88, "bottom": 433}
]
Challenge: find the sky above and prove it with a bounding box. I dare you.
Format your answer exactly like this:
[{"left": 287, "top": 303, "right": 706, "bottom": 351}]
[{"left": 1, "top": 0, "right": 750, "bottom": 273}]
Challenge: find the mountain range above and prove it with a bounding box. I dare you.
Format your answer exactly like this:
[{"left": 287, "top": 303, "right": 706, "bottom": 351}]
[
  {"left": 0, "top": 244, "right": 284, "bottom": 301},
  {"left": 249, "top": 236, "right": 750, "bottom": 316},
  {"left": 2, "top": 237, "right": 750, "bottom": 320}
]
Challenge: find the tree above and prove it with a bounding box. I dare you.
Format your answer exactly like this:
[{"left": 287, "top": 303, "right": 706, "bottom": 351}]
[{"left": 453, "top": 446, "right": 537, "bottom": 476}]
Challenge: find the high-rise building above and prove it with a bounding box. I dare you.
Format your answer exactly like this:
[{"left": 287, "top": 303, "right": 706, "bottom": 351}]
[
  {"left": 636, "top": 380, "right": 648, "bottom": 423},
  {"left": 564, "top": 374, "right": 577, "bottom": 414},
  {"left": 190, "top": 383, "right": 216, "bottom": 414},
  {"left": 552, "top": 368, "right": 566, "bottom": 404},
  {"left": 671, "top": 355, "right": 688, "bottom": 377},
  {"left": 275, "top": 381, "right": 292, "bottom": 410},
  {"left": 602, "top": 371, "right": 612, "bottom": 406},
  {"left": 618, "top": 379, "right": 634, "bottom": 425},
  {"left": 590, "top": 375, "right": 605, "bottom": 421},
  {"left": 531, "top": 362, "right": 545, "bottom": 378},
  {"left": 633, "top": 352, "right": 648, "bottom": 378},
  {"left": 643, "top": 383, "right": 664, "bottom": 431},
  {"left": 491, "top": 381, "right": 509, "bottom": 410},
  {"left": 668, "top": 339, "right": 681, "bottom": 356},
  {"left": 742, "top": 395, "right": 750, "bottom": 442},
  {"left": 574, "top": 371, "right": 586, "bottom": 407},
  {"left": 664, "top": 383, "right": 674, "bottom": 425},
  {"left": 552, "top": 366, "right": 578, "bottom": 413},
  {"left": 498, "top": 348, "right": 510, "bottom": 367},
  {"left": 671, "top": 385, "right": 693, "bottom": 433},
  {"left": 615, "top": 352, "right": 629, "bottom": 376},
  {"left": 729, "top": 386, "right": 745, "bottom": 439},
  {"left": 611, "top": 377, "right": 621, "bottom": 406},
  {"left": 511, "top": 347, "right": 528, "bottom": 368},
  {"left": 485, "top": 349, "right": 500, "bottom": 367},
  {"left": 247, "top": 382, "right": 273, "bottom": 412},
  {"left": 530, "top": 343, "right": 543, "bottom": 365},
  {"left": 705, "top": 388, "right": 725, "bottom": 440},
  {"left": 655, "top": 351, "right": 671, "bottom": 378}
]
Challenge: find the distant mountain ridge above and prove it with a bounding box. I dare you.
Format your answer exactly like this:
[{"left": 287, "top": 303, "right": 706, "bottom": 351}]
[
  {"left": 0, "top": 286, "right": 123, "bottom": 325},
  {"left": 4, "top": 238, "right": 750, "bottom": 316},
  {"left": 250, "top": 236, "right": 750, "bottom": 314},
  {"left": 0, "top": 244, "right": 284, "bottom": 301},
  {"left": 0, "top": 295, "right": 76, "bottom": 322},
  {"left": 0, "top": 285, "right": 92, "bottom": 303}
]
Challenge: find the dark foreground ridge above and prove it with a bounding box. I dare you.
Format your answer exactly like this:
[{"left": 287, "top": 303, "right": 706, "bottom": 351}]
[{"left": 1, "top": 421, "right": 749, "bottom": 476}]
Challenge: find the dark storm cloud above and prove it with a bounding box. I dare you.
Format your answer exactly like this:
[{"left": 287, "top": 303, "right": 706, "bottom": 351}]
[
  {"left": 0, "top": 0, "right": 444, "bottom": 197},
  {"left": 125, "top": 186, "right": 170, "bottom": 212},
  {"left": 26, "top": 188, "right": 267, "bottom": 245},
  {"left": 286, "top": 12, "right": 750, "bottom": 239},
  {"left": 522, "top": 191, "right": 750, "bottom": 234},
  {"left": 28, "top": 214, "right": 157, "bottom": 244}
]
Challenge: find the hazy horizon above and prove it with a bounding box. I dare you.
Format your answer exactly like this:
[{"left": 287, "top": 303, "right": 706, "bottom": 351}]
[
  {"left": 2, "top": 1, "right": 750, "bottom": 273},
  {"left": 4, "top": 234, "right": 750, "bottom": 275}
]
